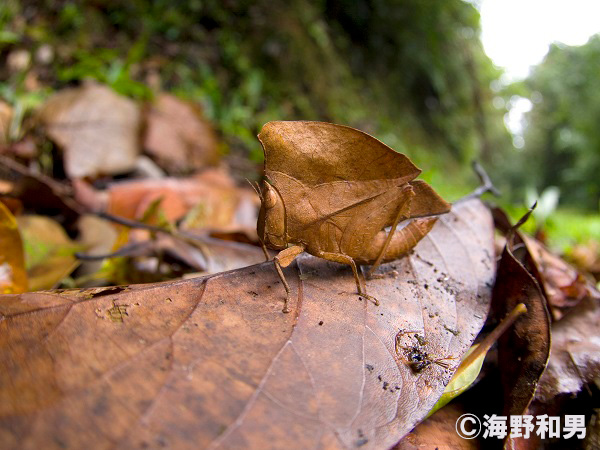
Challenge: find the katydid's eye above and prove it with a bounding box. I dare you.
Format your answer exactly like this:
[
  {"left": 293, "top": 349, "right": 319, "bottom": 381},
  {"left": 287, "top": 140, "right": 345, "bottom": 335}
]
[{"left": 263, "top": 182, "right": 278, "bottom": 209}]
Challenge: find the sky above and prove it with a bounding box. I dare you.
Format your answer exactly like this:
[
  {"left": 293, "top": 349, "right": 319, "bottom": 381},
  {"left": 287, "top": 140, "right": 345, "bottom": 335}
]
[
  {"left": 479, "top": 0, "right": 600, "bottom": 81},
  {"left": 476, "top": 0, "right": 600, "bottom": 141}
]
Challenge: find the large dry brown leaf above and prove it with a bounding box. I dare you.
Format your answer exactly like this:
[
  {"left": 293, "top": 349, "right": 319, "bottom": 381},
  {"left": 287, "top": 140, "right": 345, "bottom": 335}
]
[
  {"left": 491, "top": 214, "right": 552, "bottom": 450},
  {"left": 38, "top": 83, "right": 141, "bottom": 178},
  {"left": 143, "top": 93, "right": 220, "bottom": 173},
  {"left": 493, "top": 237, "right": 551, "bottom": 418},
  {"left": 157, "top": 234, "right": 269, "bottom": 275},
  {"left": 0, "top": 198, "right": 494, "bottom": 449}
]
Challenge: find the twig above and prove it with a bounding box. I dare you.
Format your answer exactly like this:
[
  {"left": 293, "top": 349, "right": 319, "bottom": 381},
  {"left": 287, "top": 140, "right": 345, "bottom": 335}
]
[
  {"left": 75, "top": 241, "right": 151, "bottom": 261},
  {"left": 95, "top": 211, "right": 171, "bottom": 234},
  {"left": 459, "top": 161, "right": 501, "bottom": 202},
  {"left": 81, "top": 210, "right": 212, "bottom": 263}
]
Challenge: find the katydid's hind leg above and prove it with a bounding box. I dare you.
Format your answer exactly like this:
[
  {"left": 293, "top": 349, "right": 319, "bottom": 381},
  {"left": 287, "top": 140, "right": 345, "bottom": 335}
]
[
  {"left": 272, "top": 245, "right": 305, "bottom": 313},
  {"left": 317, "top": 251, "right": 379, "bottom": 306},
  {"left": 367, "top": 185, "right": 415, "bottom": 279}
]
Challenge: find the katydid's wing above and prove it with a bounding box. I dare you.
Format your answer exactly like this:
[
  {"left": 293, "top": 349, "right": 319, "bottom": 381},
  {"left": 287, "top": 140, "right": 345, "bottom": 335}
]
[
  {"left": 258, "top": 121, "right": 450, "bottom": 258},
  {"left": 258, "top": 121, "right": 421, "bottom": 186},
  {"left": 335, "top": 180, "right": 451, "bottom": 258},
  {"left": 407, "top": 180, "right": 451, "bottom": 218},
  {"left": 268, "top": 171, "right": 410, "bottom": 255}
]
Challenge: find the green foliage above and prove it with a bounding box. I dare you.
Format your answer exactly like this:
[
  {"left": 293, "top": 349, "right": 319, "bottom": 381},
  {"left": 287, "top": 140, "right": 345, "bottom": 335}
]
[
  {"left": 56, "top": 40, "right": 153, "bottom": 100},
  {"left": 501, "top": 202, "right": 600, "bottom": 252},
  {"left": 8, "top": 1, "right": 508, "bottom": 165},
  {"left": 508, "top": 36, "right": 600, "bottom": 211},
  {"left": 2, "top": 0, "right": 512, "bottom": 194},
  {"left": 0, "top": 1, "right": 20, "bottom": 46}
]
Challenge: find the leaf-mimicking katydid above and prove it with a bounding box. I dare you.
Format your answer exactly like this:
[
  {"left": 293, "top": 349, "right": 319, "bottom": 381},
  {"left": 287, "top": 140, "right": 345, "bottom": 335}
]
[{"left": 255, "top": 121, "right": 451, "bottom": 313}]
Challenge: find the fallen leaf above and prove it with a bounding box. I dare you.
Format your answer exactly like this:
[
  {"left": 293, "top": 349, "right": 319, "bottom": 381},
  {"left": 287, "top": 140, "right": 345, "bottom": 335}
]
[
  {"left": 74, "top": 226, "right": 267, "bottom": 284},
  {"left": 17, "top": 215, "right": 83, "bottom": 291},
  {"left": 523, "top": 235, "right": 597, "bottom": 319},
  {"left": 107, "top": 168, "right": 258, "bottom": 234},
  {"left": 7, "top": 136, "right": 39, "bottom": 160},
  {"left": 491, "top": 211, "right": 551, "bottom": 450},
  {"left": 143, "top": 93, "right": 220, "bottom": 173},
  {"left": 38, "top": 83, "right": 141, "bottom": 178},
  {"left": 511, "top": 291, "right": 600, "bottom": 450},
  {"left": 493, "top": 206, "right": 596, "bottom": 322},
  {"left": 569, "top": 240, "right": 600, "bottom": 281},
  {"left": 0, "top": 198, "right": 495, "bottom": 449},
  {"left": 0, "top": 201, "right": 27, "bottom": 293},
  {"left": 535, "top": 294, "right": 600, "bottom": 403},
  {"left": 71, "top": 178, "right": 109, "bottom": 212},
  {"left": 158, "top": 234, "right": 269, "bottom": 274}
]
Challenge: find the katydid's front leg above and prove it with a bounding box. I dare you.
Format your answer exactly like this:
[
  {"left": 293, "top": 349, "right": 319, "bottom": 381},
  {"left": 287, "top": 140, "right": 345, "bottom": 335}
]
[
  {"left": 316, "top": 251, "right": 379, "bottom": 306},
  {"left": 272, "top": 244, "right": 305, "bottom": 313},
  {"left": 259, "top": 239, "right": 270, "bottom": 261},
  {"left": 367, "top": 184, "right": 415, "bottom": 278}
]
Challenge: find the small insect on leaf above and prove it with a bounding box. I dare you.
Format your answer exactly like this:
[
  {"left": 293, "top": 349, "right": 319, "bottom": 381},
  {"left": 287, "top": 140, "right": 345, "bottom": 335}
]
[
  {"left": 395, "top": 330, "right": 456, "bottom": 374},
  {"left": 256, "top": 121, "right": 451, "bottom": 312}
]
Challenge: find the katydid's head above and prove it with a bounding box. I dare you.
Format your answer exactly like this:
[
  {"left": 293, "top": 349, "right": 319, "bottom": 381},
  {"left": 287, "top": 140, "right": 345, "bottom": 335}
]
[{"left": 257, "top": 180, "right": 286, "bottom": 249}]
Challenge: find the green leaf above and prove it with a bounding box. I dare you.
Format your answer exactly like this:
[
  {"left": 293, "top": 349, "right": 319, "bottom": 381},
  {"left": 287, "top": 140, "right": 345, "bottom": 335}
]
[
  {"left": 18, "top": 215, "right": 84, "bottom": 291},
  {"left": 427, "top": 343, "right": 486, "bottom": 417}
]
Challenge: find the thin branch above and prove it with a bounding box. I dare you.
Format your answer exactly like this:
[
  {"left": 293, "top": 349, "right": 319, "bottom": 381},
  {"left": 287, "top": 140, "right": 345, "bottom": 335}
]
[
  {"left": 75, "top": 241, "right": 151, "bottom": 261},
  {"left": 466, "top": 160, "right": 501, "bottom": 199},
  {"left": 90, "top": 210, "right": 212, "bottom": 262}
]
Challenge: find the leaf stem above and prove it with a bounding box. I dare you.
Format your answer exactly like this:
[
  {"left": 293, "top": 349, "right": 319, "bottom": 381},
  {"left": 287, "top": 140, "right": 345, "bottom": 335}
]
[{"left": 460, "top": 303, "right": 527, "bottom": 369}]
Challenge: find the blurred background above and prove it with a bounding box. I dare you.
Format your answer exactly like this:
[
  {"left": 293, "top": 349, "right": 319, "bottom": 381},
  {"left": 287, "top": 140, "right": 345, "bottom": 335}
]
[{"left": 1, "top": 0, "right": 598, "bottom": 253}]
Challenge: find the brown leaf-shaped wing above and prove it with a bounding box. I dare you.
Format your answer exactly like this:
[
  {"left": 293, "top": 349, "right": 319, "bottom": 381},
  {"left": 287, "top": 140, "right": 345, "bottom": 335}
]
[
  {"left": 268, "top": 171, "right": 414, "bottom": 257},
  {"left": 259, "top": 121, "right": 421, "bottom": 185},
  {"left": 407, "top": 180, "right": 451, "bottom": 218},
  {"left": 0, "top": 199, "right": 494, "bottom": 449}
]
